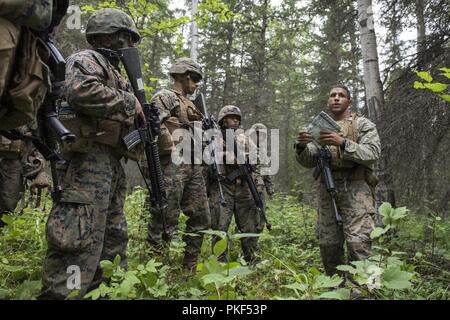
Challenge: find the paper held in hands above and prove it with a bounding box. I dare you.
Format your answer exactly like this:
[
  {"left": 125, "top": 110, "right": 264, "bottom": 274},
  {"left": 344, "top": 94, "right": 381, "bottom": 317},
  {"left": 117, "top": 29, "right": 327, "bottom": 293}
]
[{"left": 306, "top": 111, "right": 342, "bottom": 146}]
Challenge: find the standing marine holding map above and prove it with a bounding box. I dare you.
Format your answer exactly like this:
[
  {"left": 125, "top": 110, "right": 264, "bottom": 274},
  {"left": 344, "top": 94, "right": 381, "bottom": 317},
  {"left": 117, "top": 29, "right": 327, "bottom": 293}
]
[{"left": 294, "top": 84, "right": 381, "bottom": 276}]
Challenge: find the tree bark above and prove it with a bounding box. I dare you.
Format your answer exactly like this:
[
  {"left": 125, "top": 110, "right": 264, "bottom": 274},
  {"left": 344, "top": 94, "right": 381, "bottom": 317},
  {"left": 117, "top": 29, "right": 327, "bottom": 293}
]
[
  {"left": 357, "top": 0, "right": 384, "bottom": 120},
  {"left": 415, "top": 0, "right": 426, "bottom": 67}
]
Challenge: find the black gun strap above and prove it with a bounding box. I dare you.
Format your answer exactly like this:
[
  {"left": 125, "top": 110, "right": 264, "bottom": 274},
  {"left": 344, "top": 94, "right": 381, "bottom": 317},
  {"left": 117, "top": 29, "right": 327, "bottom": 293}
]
[
  {"left": 226, "top": 168, "right": 242, "bottom": 182},
  {"left": 0, "top": 129, "right": 56, "bottom": 160}
]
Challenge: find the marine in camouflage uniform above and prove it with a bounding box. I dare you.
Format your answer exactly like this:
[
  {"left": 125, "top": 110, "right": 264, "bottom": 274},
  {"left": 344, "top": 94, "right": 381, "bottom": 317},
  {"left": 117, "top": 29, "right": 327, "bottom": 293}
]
[
  {"left": 146, "top": 58, "right": 210, "bottom": 270},
  {"left": 40, "top": 8, "right": 145, "bottom": 299},
  {"left": 0, "top": 1, "right": 68, "bottom": 129},
  {"left": 0, "top": 124, "right": 49, "bottom": 227},
  {"left": 295, "top": 84, "right": 381, "bottom": 275},
  {"left": 209, "top": 105, "right": 263, "bottom": 264},
  {"left": 250, "top": 123, "right": 275, "bottom": 204},
  {"left": 0, "top": 0, "right": 53, "bottom": 96}
]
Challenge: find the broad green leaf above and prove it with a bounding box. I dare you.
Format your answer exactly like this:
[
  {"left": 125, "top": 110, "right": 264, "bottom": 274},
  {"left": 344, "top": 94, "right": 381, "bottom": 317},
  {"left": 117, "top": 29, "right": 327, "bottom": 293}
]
[
  {"left": 313, "top": 274, "right": 343, "bottom": 289},
  {"left": 226, "top": 266, "right": 252, "bottom": 277},
  {"left": 66, "top": 290, "right": 80, "bottom": 300},
  {"left": 416, "top": 71, "right": 433, "bottom": 82},
  {"left": 439, "top": 94, "right": 450, "bottom": 102},
  {"left": 113, "top": 255, "right": 121, "bottom": 267},
  {"left": 283, "top": 282, "right": 307, "bottom": 292},
  {"left": 438, "top": 67, "right": 450, "bottom": 73},
  {"left": 413, "top": 81, "right": 425, "bottom": 89},
  {"left": 145, "top": 259, "right": 162, "bottom": 273},
  {"left": 201, "top": 273, "right": 226, "bottom": 285},
  {"left": 119, "top": 280, "right": 133, "bottom": 297},
  {"left": 199, "top": 229, "right": 227, "bottom": 239},
  {"left": 382, "top": 266, "right": 413, "bottom": 290},
  {"left": 391, "top": 207, "right": 408, "bottom": 221},
  {"left": 423, "top": 83, "right": 448, "bottom": 93},
  {"left": 230, "top": 233, "right": 261, "bottom": 240},
  {"left": 378, "top": 202, "right": 392, "bottom": 218},
  {"left": 370, "top": 226, "right": 390, "bottom": 239},
  {"left": 318, "top": 288, "right": 351, "bottom": 300},
  {"left": 336, "top": 265, "right": 356, "bottom": 273},
  {"left": 81, "top": 5, "right": 96, "bottom": 12},
  {"left": 213, "top": 239, "right": 227, "bottom": 257}
]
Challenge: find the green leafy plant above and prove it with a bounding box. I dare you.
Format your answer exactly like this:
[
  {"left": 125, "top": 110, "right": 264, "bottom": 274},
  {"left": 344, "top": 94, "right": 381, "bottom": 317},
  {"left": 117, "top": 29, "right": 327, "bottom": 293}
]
[
  {"left": 370, "top": 202, "right": 409, "bottom": 239},
  {"left": 413, "top": 68, "right": 450, "bottom": 102},
  {"left": 84, "top": 255, "right": 169, "bottom": 300},
  {"left": 194, "top": 229, "right": 257, "bottom": 300}
]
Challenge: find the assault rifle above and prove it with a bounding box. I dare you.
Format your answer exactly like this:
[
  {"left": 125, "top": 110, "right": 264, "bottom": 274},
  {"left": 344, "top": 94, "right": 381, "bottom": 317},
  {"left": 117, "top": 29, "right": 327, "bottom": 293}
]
[
  {"left": 119, "top": 47, "right": 169, "bottom": 240},
  {"left": 228, "top": 130, "right": 272, "bottom": 231},
  {"left": 313, "top": 147, "right": 343, "bottom": 225},
  {"left": 193, "top": 92, "right": 226, "bottom": 207}
]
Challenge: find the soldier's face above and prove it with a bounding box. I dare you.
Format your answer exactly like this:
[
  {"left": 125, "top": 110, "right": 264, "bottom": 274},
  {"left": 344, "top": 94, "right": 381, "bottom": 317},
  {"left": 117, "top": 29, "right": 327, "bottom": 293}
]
[
  {"left": 114, "top": 31, "right": 135, "bottom": 49},
  {"left": 184, "top": 73, "right": 201, "bottom": 95},
  {"left": 223, "top": 115, "right": 241, "bottom": 129},
  {"left": 97, "top": 31, "right": 135, "bottom": 50},
  {"left": 327, "top": 87, "right": 351, "bottom": 116}
]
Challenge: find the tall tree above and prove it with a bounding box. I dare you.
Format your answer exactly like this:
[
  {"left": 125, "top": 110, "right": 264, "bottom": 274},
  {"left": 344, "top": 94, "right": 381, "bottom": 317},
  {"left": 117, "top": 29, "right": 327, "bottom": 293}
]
[{"left": 357, "top": 0, "right": 384, "bottom": 120}]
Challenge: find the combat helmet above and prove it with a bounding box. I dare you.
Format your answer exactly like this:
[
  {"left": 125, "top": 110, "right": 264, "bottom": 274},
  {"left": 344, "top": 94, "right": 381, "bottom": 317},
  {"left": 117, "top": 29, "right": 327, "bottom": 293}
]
[
  {"left": 169, "top": 57, "right": 203, "bottom": 79},
  {"left": 86, "top": 8, "right": 141, "bottom": 46},
  {"left": 218, "top": 105, "right": 242, "bottom": 124},
  {"left": 251, "top": 123, "right": 267, "bottom": 131}
]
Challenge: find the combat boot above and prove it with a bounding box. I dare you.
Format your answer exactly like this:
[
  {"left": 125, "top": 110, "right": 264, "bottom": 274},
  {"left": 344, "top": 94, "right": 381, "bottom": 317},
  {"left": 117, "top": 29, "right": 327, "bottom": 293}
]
[
  {"left": 182, "top": 253, "right": 198, "bottom": 274},
  {"left": 319, "top": 244, "right": 345, "bottom": 276},
  {"left": 347, "top": 241, "right": 371, "bottom": 262}
]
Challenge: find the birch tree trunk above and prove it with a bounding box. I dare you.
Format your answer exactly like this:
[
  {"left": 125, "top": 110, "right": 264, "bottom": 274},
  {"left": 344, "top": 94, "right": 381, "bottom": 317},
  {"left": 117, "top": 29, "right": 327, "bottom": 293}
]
[
  {"left": 357, "top": 0, "right": 384, "bottom": 120},
  {"left": 357, "top": 0, "right": 396, "bottom": 213},
  {"left": 190, "top": 0, "right": 199, "bottom": 61},
  {"left": 415, "top": 0, "right": 426, "bottom": 67}
]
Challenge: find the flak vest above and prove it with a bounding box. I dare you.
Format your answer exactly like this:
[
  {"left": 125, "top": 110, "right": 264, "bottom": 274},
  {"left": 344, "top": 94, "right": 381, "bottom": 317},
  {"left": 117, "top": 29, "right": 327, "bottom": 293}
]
[
  {"left": 58, "top": 50, "right": 137, "bottom": 159},
  {"left": 323, "top": 113, "right": 379, "bottom": 189},
  {"left": 157, "top": 90, "right": 203, "bottom": 156}
]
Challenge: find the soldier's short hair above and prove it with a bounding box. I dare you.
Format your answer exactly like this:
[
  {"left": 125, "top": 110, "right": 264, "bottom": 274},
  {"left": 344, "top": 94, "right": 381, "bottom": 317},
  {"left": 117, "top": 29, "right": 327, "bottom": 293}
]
[{"left": 330, "top": 84, "right": 351, "bottom": 100}]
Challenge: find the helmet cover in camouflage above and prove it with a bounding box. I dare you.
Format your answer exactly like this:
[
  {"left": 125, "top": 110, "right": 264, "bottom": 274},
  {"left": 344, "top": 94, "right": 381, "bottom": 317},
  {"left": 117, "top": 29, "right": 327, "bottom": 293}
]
[
  {"left": 251, "top": 123, "right": 267, "bottom": 131},
  {"left": 85, "top": 8, "right": 140, "bottom": 46},
  {"left": 218, "top": 105, "right": 242, "bottom": 124},
  {"left": 169, "top": 57, "right": 203, "bottom": 79}
]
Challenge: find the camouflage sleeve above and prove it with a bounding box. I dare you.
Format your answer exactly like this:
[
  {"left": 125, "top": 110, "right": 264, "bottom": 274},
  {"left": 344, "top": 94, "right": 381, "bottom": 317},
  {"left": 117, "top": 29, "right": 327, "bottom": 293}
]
[
  {"left": 0, "top": 0, "right": 53, "bottom": 31},
  {"left": 64, "top": 52, "right": 136, "bottom": 122},
  {"left": 150, "top": 89, "right": 179, "bottom": 123},
  {"left": 341, "top": 117, "right": 381, "bottom": 166},
  {"left": 295, "top": 142, "right": 319, "bottom": 168},
  {"left": 263, "top": 175, "right": 274, "bottom": 195}
]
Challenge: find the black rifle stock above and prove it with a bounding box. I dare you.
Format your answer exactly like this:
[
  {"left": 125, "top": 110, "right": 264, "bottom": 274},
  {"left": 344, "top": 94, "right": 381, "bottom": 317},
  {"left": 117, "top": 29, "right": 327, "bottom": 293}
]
[
  {"left": 118, "top": 47, "right": 169, "bottom": 240},
  {"left": 33, "top": 1, "right": 74, "bottom": 196},
  {"left": 229, "top": 130, "right": 272, "bottom": 231},
  {"left": 193, "top": 92, "right": 226, "bottom": 207},
  {"left": 313, "top": 147, "right": 343, "bottom": 225}
]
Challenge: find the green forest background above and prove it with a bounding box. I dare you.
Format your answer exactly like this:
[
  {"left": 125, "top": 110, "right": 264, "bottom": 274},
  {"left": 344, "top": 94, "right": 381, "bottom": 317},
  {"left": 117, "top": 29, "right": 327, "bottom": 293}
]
[{"left": 0, "top": 0, "right": 448, "bottom": 300}]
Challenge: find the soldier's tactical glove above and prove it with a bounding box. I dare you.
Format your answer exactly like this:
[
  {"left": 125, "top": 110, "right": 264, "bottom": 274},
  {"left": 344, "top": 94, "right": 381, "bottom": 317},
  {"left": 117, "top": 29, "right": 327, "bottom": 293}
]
[
  {"left": 202, "top": 118, "right": 211, "bottom": 131},
  {"left": 30, "top": 171, "right": 50, "bottom": 189}
]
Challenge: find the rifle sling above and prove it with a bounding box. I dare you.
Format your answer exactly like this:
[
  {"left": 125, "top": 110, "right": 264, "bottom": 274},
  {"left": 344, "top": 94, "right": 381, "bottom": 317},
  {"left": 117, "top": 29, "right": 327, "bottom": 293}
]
[{"left": 0, "top": 129, "right": 56, "bottom": 160}]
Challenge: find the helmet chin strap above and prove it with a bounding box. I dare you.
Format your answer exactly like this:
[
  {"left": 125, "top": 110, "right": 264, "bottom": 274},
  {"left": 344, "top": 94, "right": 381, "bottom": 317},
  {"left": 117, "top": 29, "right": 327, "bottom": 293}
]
[{"left": 95, "top": 48, "right": 122, "bottom": 69}]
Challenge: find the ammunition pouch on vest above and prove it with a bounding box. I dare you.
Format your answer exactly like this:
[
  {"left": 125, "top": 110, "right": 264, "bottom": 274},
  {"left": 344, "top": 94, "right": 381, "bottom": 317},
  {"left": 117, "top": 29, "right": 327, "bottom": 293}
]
[
  {"left": 157, "top": 92, "right": 203, "bottom": 156},
  {"left": 157, "top": 117, "right": 181, "bottom": 156},
  {"left": 0, "top": 134, "right": 23, "bottom": 159},
  {"left": 325, "top": 166, "right": 379, "bottom": 189},
  {"left": 58, "top": 104, "right": 139, "bottom": 160},
  {"left": 0, "top": 25, "right": 50, "bottom": 130},
  {"left": 330, "top": 113, "right": 358, "bottom": 169},
  {"left": 326, "top": 113, "right": 379, "bottom": 189}
]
